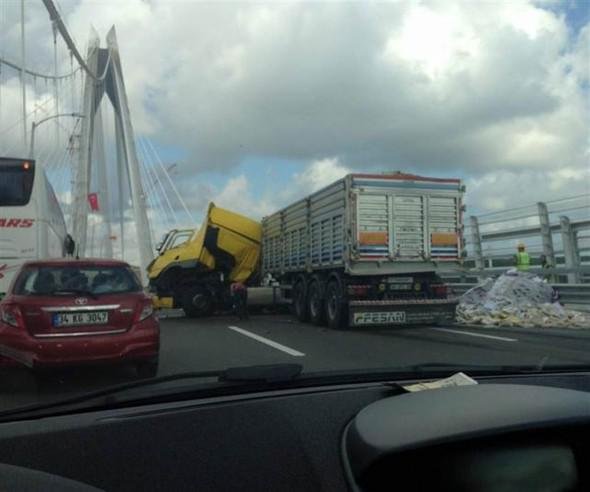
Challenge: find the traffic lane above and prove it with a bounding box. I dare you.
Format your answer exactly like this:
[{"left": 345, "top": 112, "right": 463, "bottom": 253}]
[
  {"left": 158, "top": 315, "right": 304, "bottom": 375},
  {"left": 0, "top": 315, "right": 303, "bottom": 411},
  {"left": 201, "top": 315, "right": 590, "bottom": 372},
  {"left": 1, "top": 314, "right": 590, "bottom": 413},
  {"left": 457, "top": 323, "right": 590, "bottom": 341},
  {"left": 433, "top": 324, "right": 590, "bottom": 366}
]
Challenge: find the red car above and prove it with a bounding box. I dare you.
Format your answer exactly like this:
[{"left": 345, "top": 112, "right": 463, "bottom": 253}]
[{"left": 0, "top": 258, "right": 159, "bottom": 377}]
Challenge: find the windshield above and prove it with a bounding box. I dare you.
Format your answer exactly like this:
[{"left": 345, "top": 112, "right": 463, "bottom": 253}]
[
  {"left": 0, "top": 159, "right": 35, "bottom": 206},
  {"left": 13, "top": 266, "right": 141, "bottom": 296},
  {"left": 0, "top": 0, "right": 588, "bottom": 416},
  {"left": 168, "top": 232, "right": 192, "bottom": 249}
]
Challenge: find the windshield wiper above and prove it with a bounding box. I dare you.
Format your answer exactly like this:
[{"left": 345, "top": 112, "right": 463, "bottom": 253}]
[
  {"left": 0, "top": 364, "right": 303, "bottom": 422},
  {"left": 51, "top": 288, "right": 98, "bottom": 299}
]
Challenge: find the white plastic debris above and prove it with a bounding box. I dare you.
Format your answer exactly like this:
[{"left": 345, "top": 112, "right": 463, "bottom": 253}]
[{"left": 457, "top": 272, "right": 590, "bottom": 329}]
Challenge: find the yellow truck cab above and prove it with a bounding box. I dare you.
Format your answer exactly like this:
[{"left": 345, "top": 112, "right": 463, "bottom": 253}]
[
  {"left": 157, "top": 229, "right": 195, "bottom": 254},
  {"left": 148, "top": 203, "right": 262, "bottom": 316}
]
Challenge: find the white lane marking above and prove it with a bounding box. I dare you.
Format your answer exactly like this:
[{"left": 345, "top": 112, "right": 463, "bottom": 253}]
[
  {"left": 431, "top": 327, "right": 518, "bottom": 342},
  {"left": 228, "top": 325, "right": 306, "bottom": 357}
]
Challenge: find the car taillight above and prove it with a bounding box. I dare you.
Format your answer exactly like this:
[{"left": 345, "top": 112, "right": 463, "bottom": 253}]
[
  {"left": 135, "top": 299, "right": 154, "bottom": 322},
  {"left": 432, "top": 284, "right": 448, "bottom": 297},
  {"left": 0, "top": 304, "right": 24, "bottom": 329},
  {"left": 347, "top": 285, "right": 370, "bottom": 298}
]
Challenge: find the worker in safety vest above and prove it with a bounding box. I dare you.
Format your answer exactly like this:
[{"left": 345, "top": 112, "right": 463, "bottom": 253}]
[{"left": 514, "top": 242, "right": 530, "bottom": 271}]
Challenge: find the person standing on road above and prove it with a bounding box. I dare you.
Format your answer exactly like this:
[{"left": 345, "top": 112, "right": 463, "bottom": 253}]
[
  {"left": 514, "top": 242, "right": 530, "bottom": 272},
  {"left": 230, "top": 281, "right": 248, "bottom": 320}
]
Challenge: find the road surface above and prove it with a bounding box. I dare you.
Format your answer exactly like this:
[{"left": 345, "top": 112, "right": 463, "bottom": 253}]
[{"left": 1, "top": 312, "right": 590, "bottom": 411}]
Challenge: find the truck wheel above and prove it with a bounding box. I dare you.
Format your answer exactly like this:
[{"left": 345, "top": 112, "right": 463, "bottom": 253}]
[
  {"left": 325, "top": 280, "right": 347, "bottom": 329},
  {"left": 308, "top": 281, "right": 325, "bottom": 326},
  {"left": 292, "top": 279, "right": 309, "bottom": 322},
  {"left": 182, "top": 288, "right": 213, "bottom": 318}
]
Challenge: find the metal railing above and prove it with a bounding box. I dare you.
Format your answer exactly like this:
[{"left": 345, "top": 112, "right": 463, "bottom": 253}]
[
  {"left": 462, "top": 195, "right": 590, "bottom": 284},
  {"left": 442, "top": 195, "right": 590, "bottom": 307}
]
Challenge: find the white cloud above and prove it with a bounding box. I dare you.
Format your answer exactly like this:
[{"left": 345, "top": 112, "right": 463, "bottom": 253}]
[
  {"left": 177, "top": 156, "right": 350, "bottom": 225},
  {"left": 293, "top": 157, "right": 351, "bottom": 193},
  {"left": 53, "top": 0, "right": 586, "bottom": 176},
  {"left": 213, "top": 174, "right": 277, "bottom": 218},
  {"left": 1, "top": 0, "right": 588, "bottom": 267},
  {"left": 465, "top": 166, "right": 590, "bottom": 214}
]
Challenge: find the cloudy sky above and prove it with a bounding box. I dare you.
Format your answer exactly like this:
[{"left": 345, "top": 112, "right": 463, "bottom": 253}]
[{"left": 1, "top": 0, "right": 589, "bottom": 228}]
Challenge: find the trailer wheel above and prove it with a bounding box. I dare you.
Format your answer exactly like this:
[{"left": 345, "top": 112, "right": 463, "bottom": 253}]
[
  {"left": 292, "top": 279, "right": 309, "bottom": 322},
  {"left": 182, "top": 287, "right": 213, "bottom": 318},
  {"left": 308, "top": 281, "right": 325, "bottom": 326},
  {"left": 326, "top": 279, "right": 347, "bottom": 329}
]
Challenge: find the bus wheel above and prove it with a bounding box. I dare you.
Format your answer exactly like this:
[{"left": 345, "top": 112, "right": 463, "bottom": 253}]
[
  {"left": 325, "top": 279, "right": 346, "bottom": 330},
  {"left": 308, "top": 281, "right": 325, "bottom": 326},
  {"left": 292, "top": 279, "right": 309, "bottom": 322}
]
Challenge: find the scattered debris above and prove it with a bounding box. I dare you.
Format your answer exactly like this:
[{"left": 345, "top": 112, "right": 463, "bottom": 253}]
[{"left": 457, "top": 270, "right": 590, "bottom": 329}]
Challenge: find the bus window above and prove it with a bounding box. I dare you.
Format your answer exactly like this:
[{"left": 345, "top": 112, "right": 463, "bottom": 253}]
[{"left": 0, "top": 159, "right": 35, "bottom": 206}]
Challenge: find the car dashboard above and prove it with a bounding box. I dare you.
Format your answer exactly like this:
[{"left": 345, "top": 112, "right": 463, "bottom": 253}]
[{"left": 1, "top": 373, "right": 590, "bottom": 490}]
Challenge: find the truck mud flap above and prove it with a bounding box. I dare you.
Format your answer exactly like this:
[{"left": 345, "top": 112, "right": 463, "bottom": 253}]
[{"left": 348, "top": 299, "right": 458, "bottom": 327}]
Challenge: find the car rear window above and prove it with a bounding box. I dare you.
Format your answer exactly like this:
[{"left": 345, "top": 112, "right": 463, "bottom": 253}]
[{"left": 13, "top": 265, "right": 142, "bottom": 296}]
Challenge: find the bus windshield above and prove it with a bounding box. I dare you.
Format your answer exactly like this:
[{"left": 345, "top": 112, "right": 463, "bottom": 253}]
[{"left": 0, "top": 158, "right": 35, "bottom": 206}]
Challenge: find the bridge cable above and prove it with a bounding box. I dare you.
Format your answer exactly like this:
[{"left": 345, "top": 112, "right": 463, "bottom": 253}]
[
  {"left": 136, "top": 148, "right": 163, "bottom": 248},
  {"left": 145, "top": 137, "right": 194, "bottom": 223},
  {"left": 139, "top": 137, "right": 180, "bottom": 228},
  {"left": 137, "top": 138, "right": 176, "bottom": 235},
  {"left": 41, "top": 0, "right": 113, "bottom": 82}
]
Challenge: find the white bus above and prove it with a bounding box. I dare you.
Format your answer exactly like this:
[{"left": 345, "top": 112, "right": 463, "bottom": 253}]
[{"left": 0, "top": 157, "right": 69, "bottom": 297}]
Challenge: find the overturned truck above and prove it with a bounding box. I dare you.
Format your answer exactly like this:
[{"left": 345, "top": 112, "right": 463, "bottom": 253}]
[{"left": 147, "top": 203, "right": 262, "bottom": 316}]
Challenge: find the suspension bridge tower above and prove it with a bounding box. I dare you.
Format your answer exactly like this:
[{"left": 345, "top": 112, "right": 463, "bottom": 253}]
[{"left": 72, "top": 27, "right": 153, "bottom": 281}]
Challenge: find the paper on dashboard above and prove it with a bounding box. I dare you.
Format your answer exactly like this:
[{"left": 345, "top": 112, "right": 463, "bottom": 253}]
[{"left": 402, "top": 372, "right": 478, "bottom": 392}]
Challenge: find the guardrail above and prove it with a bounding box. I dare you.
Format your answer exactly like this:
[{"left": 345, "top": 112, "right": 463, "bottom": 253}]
[{"left": 463, "top": 195, "right": 590, "bottom": 284}]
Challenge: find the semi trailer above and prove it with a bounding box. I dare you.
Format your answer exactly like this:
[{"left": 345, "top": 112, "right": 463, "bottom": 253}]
[
  {"left": 261, "top": 172, "right": 464, "bottom": 328},
  {"left": 149, "top": 172, "right": 465, "bottom": 328}
]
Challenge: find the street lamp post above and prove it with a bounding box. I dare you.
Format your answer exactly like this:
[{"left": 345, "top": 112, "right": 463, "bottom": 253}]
[{"left": 29, "top": 112, "right": 84, "bottom": 158}]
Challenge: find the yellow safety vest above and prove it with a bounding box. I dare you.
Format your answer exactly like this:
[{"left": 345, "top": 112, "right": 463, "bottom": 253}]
[{"left": 516, "top": 251, "right": 530, "bottom": 271}]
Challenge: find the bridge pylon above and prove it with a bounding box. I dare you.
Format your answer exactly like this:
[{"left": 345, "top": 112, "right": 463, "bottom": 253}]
[{"left": 72, "top": 27, "right": 153, "bottom": 283}]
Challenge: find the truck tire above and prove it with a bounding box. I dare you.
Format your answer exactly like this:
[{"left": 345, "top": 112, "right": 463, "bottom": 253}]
[
  {"left": 182, "top": 287, "right": 214, "bottom": 318},
  {"left": 292, "top": 279, "right": 309, "bottom": 322},
  {"left": 325, "top": 279, "right": 347, "bottom": 329},
  {"left": 308, "top": 281, "right": 325, "bottom": 326}
]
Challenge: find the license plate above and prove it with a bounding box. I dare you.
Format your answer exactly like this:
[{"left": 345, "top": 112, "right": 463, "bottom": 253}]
[
  {"left": 53, "top": 311, "right": 109, "bottom": 327},
  {"left": 353, "top": 311, "right": 406, "bottom": 326},
  {"left": 389, "top": 284, "right": 412, "bottom": 291},
  {"left": 387, "top": 277, "right": 413, "bottom": 283}
]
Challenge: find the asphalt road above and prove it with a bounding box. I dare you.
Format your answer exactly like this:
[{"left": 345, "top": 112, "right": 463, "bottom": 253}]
[{"left": 2, "top": 312, "right": 590, "bottom": 412}]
